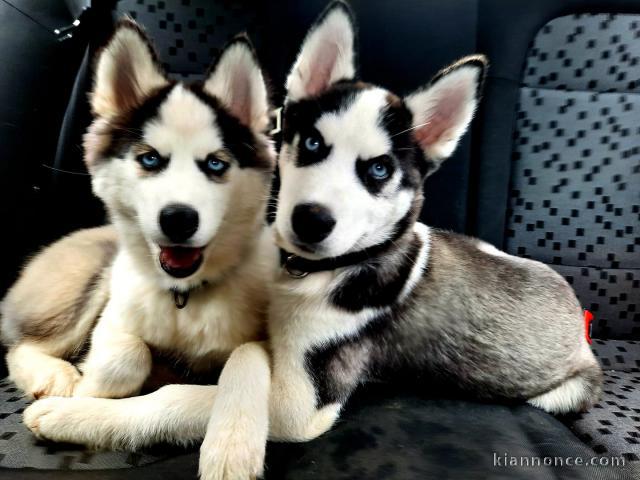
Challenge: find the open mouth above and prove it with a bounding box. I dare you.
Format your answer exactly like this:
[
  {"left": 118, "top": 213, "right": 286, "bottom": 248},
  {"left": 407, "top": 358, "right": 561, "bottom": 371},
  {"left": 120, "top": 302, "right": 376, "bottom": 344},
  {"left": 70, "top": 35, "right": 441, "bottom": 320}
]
[{"left": 159, "top": 246, "right": 204, "bottom": 278}]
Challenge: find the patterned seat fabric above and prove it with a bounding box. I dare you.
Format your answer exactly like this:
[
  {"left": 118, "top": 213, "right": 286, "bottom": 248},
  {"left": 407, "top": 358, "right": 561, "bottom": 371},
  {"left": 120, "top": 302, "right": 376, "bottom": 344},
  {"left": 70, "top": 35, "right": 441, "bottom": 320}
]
[
  {"left": 116, "top": 0, "right": 265, "bottom": 79},
  {"left": 505, "top": 13, "right": 640, "bottom": 340},
  {"left": 504, "top": 13, "right": 640, "bottom": 462},
  {"left": 580, "top": 340, "right": 640, "bottom": 463}
]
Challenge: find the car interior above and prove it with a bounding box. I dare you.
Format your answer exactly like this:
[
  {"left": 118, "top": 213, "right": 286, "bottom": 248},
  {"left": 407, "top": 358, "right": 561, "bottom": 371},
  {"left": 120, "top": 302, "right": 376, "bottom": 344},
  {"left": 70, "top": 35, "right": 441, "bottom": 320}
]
[{"left": 0, "top": 0, "right": 638, "bottom": 478}]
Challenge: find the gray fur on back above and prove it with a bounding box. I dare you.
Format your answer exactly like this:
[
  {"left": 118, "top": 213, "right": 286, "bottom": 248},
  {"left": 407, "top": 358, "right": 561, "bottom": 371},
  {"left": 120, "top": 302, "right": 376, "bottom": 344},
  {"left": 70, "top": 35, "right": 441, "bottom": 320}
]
[{"left": 391, "top": 229, "right": 600, "bottom": 400}]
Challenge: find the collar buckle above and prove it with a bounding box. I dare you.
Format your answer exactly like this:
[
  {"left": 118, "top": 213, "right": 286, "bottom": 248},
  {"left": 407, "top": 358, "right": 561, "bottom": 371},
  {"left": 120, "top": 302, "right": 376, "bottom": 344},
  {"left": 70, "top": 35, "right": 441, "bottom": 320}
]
[
  {"left": 269, "top": 107, "right": 283, "bottom": 136},
  {"left": 284, "top": 255, "right": 309, "bottom": 278},
  {"left": 173, "top": 290, "right": 190, "bottom": 309}
]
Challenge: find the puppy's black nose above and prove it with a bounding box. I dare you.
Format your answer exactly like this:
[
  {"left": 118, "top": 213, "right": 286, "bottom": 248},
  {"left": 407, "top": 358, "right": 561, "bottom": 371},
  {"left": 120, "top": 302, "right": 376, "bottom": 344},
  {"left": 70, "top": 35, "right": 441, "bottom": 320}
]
[
  {"left": 159, "top": 204, "right": 199, "bottom": 243},
  {"left": 291, "top": 203, "right": 336, "bottom": 244}
]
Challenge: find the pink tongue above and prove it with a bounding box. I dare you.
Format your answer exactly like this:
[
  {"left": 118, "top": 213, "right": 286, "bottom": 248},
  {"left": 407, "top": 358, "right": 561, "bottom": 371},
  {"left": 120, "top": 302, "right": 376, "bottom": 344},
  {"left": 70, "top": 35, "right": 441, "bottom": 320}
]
[{"left": 159, "top": 247, "right": 202, "bottom": 269}]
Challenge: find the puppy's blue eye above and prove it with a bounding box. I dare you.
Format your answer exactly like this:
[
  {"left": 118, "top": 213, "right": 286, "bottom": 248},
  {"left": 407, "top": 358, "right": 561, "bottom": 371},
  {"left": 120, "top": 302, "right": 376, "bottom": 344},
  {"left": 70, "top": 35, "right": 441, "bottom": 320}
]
[
  {"left": 205, "top": 156, "right": 229, "bottom": 175},
  {"left": 137, "top": 151, "right": 164, "bottom": 171},
  {"left": 368, "top": 161, "right": 390, "bottom": 180},
  {"left": 304, "top": 136, "right": 321, "bottom": 152}
]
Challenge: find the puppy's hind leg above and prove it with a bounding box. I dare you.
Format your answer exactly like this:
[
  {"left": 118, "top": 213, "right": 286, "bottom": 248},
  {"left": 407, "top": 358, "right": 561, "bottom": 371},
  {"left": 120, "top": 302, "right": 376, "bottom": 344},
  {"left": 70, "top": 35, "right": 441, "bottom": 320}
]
[
  {"left": 7, "top": 343, "right": 81, "bottom": 399},
  {"left": 2, "top": 226, "right": 115, "bottom": 398},
  {"left": 528, "top": 363, "right": 603, "bottom": 414}
]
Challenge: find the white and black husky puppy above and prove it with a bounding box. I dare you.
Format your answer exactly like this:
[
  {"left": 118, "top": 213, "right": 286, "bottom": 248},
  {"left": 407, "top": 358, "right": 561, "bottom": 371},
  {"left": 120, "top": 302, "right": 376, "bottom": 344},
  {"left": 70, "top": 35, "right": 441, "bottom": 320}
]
[
  {"left": 1, "top": 19, "right": 275, "bottom": 402},
  {"left": 18, "top": 4, "right": 602, "bottom": 480}
]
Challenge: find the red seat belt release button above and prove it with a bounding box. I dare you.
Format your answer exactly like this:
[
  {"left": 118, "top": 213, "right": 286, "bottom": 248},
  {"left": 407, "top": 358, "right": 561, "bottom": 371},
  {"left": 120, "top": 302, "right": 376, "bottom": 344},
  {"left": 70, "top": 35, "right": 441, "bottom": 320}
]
[{"left": 584, "top": 310, "right": 594, "bottom": 345}]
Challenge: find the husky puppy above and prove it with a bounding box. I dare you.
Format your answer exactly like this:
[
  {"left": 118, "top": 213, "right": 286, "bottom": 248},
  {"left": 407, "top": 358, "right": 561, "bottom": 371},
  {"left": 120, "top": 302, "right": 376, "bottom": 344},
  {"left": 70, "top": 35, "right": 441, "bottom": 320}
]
[
  {"left": 20, "top": 4, "right": 602, "bottom": 480},
  {"left": 258, "top": 0, "right": 601, "bottom": 436},
  {"left": 1, "top": 20, "right": 275, "bottom": 401}
]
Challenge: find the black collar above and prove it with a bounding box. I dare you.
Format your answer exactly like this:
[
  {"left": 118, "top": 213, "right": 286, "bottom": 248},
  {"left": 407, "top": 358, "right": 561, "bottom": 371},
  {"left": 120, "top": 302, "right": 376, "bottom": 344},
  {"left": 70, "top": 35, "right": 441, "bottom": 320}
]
[
  {"left": 279, "top": 212, "right": 418, "bottom": 278},
  {"left": 280, "top": 239, "right": 395, "bottom": 278}
]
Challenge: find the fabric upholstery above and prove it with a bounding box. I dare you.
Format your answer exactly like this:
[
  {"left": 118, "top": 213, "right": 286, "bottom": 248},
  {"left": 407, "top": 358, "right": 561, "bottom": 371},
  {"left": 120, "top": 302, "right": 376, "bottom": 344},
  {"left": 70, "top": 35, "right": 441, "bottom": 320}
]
[
  {"left": 503, "top": 13, "right": 640, "bottom": 340},
  {"left": 115, "top": 0, "right": 267, "bottom": 78},
  {"left": 502, "top": 12, "right": 640, "bottom": 463},
  {"left": 568, "top": 340, "right": 640, "bottom": 463},
  {"left": 1, "top": 378, "right": 638, "bottom": 479},
  {"left": 569, "top": 366, "right": 640, "bottom": 463},
  {"left": 592, "top": 340, "right": 640, "bottom": 370},
  {"left": 471, "top": 0, "right": 640, "bottom": 248},
  {"left": 268, "top": 388, "right": 639, "bottom": 480}
]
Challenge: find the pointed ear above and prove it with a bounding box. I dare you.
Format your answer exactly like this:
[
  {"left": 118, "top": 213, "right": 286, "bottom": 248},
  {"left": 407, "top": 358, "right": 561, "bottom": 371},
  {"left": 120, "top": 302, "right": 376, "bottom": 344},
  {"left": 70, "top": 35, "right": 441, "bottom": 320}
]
[
  {"left": 405, "top": 55, "right": 487, "bottom": 165},
  {"left": 203, "top": 36, "right": 270, "bottom": 132},
  {"left": 286, "top": 1, "right": 356, "bottom": 101},
  {"left": 91, "top": 19, "right": 169, "bottom": 118}
]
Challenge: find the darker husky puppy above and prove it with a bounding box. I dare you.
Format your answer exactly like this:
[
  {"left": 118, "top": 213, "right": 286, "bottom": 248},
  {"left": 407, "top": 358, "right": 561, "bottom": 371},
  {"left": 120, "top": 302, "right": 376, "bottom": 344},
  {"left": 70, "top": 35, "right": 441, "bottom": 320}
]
[
  {"left": 200, "top": 2, "right": 602, "bottom": 477},
  {"left": 263, "top": 0, "right": 601, "bottom": 436}
]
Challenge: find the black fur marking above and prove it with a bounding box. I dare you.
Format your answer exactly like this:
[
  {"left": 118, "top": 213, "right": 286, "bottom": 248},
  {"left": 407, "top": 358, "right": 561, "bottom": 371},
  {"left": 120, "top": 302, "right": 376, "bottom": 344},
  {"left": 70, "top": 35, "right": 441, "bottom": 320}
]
[
  {"left": 282, "top": 86, "right": 357, "bottom": 140},
  {"left": 92, "top": 84, "right": 271, "bottom": 172},
  {"left": 379, "top": 98, "right": 434, "bottom": 181},
  {"left": 189, "top": 86, "right": 272, "bottom": 171},
  {"left": 306, "top": 331, "right": 373, "bottom": 406},
  {"left": 282, "top": 82, "right": 362, "bottom": 166},
  {"left": 305, "top": 230, "right": 521, "bottom": 410},
  {"left": 305, "top": 302, "right": 432, "bottom": 408},
  {"left": 305, "top": 306, "right": 455, "bottom": 409},
  {"left": 101, "top": 84, "right": 175, "bottom": 161},
  {"left": 296, "top": 127, "right": 332, "bottom": 167},
  {"left": 355, "top": 154, "right": 395, "bottom": 195},
  {"left": 283, "top": 81, "right": 434, "bottom": 186},
  {"left": 330, "top": 227, "right": 422, "bottom": 312}
]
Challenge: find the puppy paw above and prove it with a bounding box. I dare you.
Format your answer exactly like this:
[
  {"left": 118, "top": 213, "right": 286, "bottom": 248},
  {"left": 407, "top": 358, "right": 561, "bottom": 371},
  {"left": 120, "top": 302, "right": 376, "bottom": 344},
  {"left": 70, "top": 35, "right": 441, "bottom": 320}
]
[
  {"left": 29, "top": 363, "right": 81, "bottom": 399},
  {"left": 24, "top": 397, "right": 108, "bottom": 447},
  {"left": 199, "top": 420, "right": 266, "bottom": 480},
  {"left": 24, "top": 397, "right": 73, "bottom": 440}
]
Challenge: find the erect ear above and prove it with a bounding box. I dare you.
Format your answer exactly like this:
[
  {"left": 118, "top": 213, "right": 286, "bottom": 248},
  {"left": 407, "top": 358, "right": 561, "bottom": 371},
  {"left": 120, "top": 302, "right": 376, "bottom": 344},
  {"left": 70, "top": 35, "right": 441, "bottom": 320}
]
[
  {"left": 91, "top": 19, "right": 169, "bottom": 118},
  {"left": 203, "top": 36, "right": 270, "bottom": 132},
  {"left": 286, "top": 1, "right": 356, "bottom": 101},
  {"left": 405, "top": 55, "right": 487, "bottom": 165}
]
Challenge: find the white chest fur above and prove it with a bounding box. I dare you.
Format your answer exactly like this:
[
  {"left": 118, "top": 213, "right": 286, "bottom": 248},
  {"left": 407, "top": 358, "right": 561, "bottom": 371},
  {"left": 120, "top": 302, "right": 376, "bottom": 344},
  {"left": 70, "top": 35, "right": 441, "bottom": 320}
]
[{"left": 102, "top": 249, "right": 268, "bottom": 364}]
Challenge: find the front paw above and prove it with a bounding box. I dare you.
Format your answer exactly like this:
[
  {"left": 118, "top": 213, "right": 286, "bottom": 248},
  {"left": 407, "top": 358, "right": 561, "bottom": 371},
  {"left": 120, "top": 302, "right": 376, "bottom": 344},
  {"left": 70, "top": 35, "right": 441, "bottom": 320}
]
[
  {"left": 28, "top": 362, "right": 81, "bottom": 399},
  {"left": 199, "top": 420, "right": 266, "bottom": 480},
  {"left": 25, "top": 397, "right": 74, "bottom": 441},
  {"left": 24, "top": 397, "right": 107, "bottom": 447}
]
